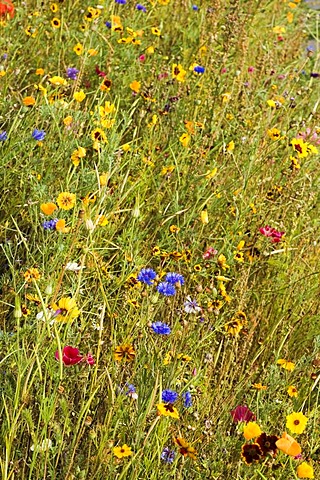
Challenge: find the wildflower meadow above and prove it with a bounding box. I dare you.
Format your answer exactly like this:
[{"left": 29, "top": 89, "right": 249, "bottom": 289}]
[{"left": 1, "top": 0, "right": 320, "bottom": 478}]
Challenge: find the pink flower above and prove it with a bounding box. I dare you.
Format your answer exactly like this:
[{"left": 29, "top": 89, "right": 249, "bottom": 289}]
[
  {"left": 138, "top": 54, "right": 146, "bottom": 62},
  {"left": 55, "top": 346, "right": 83, "bottom": 366},
  {"left": 84, "top": 353, "right": 95, "bottom": 366},
  {"left": 231, "top": 405, "right": 256, "bottom": 423},
  {"left": 248, "top": 66, "right": 254, "bottom": 73},
  {"left": 221, "top": 67, "right": 227, "bottom": 74},
  {"left": 259, "top": 225, "right": 285, "bottom": 243},
  {"left": 203, "top": 247, "right": 218, "bottom": 260}
]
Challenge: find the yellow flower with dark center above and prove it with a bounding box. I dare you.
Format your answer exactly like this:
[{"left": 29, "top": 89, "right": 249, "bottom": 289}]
[
  {"left": 287, "top": 385, "right": 298, "bottom": 397},
  {"left": 172, "top": 64, "right": 186, "bottom": 82},
  {"left": 91, "top": 128, "right": 107, "bottom": 143},
  {"left": 234, "top": 251, "right": 244, "bottom": 263},
  {"left": 24, "top": 268, "right": 41, "bottom": 282},
  {"left": 243, "top": 422, "right": 262, "bottom": 440},
  {"left": 267, "top": 127, "right": 281, "bottom": 140},
  {"left": 73, "top": 43, "right": 84, "bottom": 56},
  {"left": 151, "top": 27, "right": 161, "bottom": 36},
  {"left": 174, "top": 437, "right": 197, "bottom": 460},
  {"left": 51, "top": 17, "right": 61, "bottom": 28},
  {"left": 53, "top": 297, "right": 80, "bottom": 322},
  {"left": 114, "top": 344, "right": 136, "bottom": 362},
  {"left": 179, "top": 133, "right": 190, "bottom": 147},
  {"left": 50, "top": 3, "right": 58, "bottom": 13},
  {"left": 291, "top": 138, "right": 308, "bottom": 158},
  {"left": 113, "top": 444, "right": 133, "bottom": 459},
  {"left": 225, "top": 318, "right": 243, "bottom": 336},
  {"left": 194, "top": 264, "right": 202, "bottom": 272},
  {"left": 286, "top": 412, "right": 308, "bottom": 434},
  {"left": 169, "top": 225, "right": 180, "bottom": 233},
  {"left": 152, "top": 246, "right": 161, "bottom": 256},
  {"left": 100, "top": 78, "right": 112, "bottom": 91},
  {"left": 157, "top": 403, "right": 179, "bottom": 419},
  {"left": 217, "top": 254, "right": 230, "bottom": 270},
  {"left": 57, "top": 192, "right": 76, "bottom": 210},
  {"left": 297, "top": 462, "right": 314, "bottom": 479}
]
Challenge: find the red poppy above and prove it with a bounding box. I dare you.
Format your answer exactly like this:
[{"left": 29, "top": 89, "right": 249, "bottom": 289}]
[
  {"left": 0, "top": 0, "right": 15, "bottom": 19},
  {"left": 55, "top": 346, "right": 83, "bottom": 366}
]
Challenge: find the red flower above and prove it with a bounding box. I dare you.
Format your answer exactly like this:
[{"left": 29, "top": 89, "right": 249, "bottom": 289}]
[
  {"left": 259, "top": 225, "right": 285, "bottom": 243},
  {"left": 231, "top": 405, "right": 256, "bottom": 423},
  {"left": 0, "top": 0, "right": 15, "bottom": 19},
  {"left": 55, "top": 346, "right": 83, "bottom": 366},
  {"left": 95, "top": 65, "right": 106, "bottom": 77}
]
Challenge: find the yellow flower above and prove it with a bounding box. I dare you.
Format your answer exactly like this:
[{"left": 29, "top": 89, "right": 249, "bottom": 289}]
[
  {"left": 122, "top": 143, "right": 131, "bottom": 152},
  {"left": 267, "top": 99, "right": 276, "bottom": 108},
  {"left": 51, "top": 17, "right": 61, "bottom": 28},
  {"left": 73, "top": 43, "right": 84, "bottom": 56},
  {"left": 286, "top": 412, "right": 308, "bottom": 435},
  {"left": 113, "top": 444, "right": 133, "bottom": 459},
  {"left": 88, "top": 48, "right": 98, "bottom": 56},
  {"left": 56, "top": 192, "right": 76, "bottom": 210},
  {"left": 151, "top": 27, "right": 161, "bottom": 36},
  {"left": 287, "top": 385, "right": 298, "bottom": 398},
  {"left": 222, "top": 92, "right": 231, "bottom": 103},
  {"left": 179, "top": 133, "right": 190, "bottom": 147},
  {"left": 36, "top": 68, "right": 44, "bottom": 75},
  {"left": 96, "top": 214, "right": 108, "bottom": 227},
  {"left": 99, "top": 173, "right": 108, "bottom": 186},
  {"left": 99, "top": 101, "right": 115, "bottom": 117},
  {"left": 277, "top": 359, "right": 295, "bottom": 371},
  {"left": 114, "top": 344, "right": 136, "bottom": 362},
  {"left": 273, "top": 25, "right": 286, "bottom": 34},
  {"left": 200, "top": 209, "right": 209, "bottom": 224},
  {"left": 63, "top": 115, "right": 73, "bottom": 126},
  {"left": 174, "top": 437, "right": 197, "bottom": 460},
  {"left": 41, "top": 202, "right": 57, "bottom": 215},
  {"left": 73, "top": 90, "right": 86, "bottom": 102},
  {"left": 49, "top": 76, "right": 67, "bottom": 86},
  {"left": 252, "top": 383, "right": 267, "bottom": 390},
  {"left": 267, "top": 127, "right": 281, "bottom": 140},
  {"left": 226, "top": 140, "right": 235, "bottom": 152},
  {"left": 129, "top": 80, "right": 141, "bottom": 93},
  {"left": 91, "top": 128, "right": 107, "bottom": 144},
  {"left": 55, "top": 219, "right": 70, "bottom": 233},
  {"left": 172, "top": 64, "right": 186, "bottom": 82},
  {"left": 146, "top": 45, "right": 155, "bottom": 54},
  {"left": 217, "top": 254, "right": 230, "bottom": 270},
  {"left": 243, "top": 422, "right": 262, "bottom": 440},
  {"left": 157, "top": 403, "right": 179, "bottom": 419},
  {"left": 169, "top": 225, "right": 180, "bottom": 233},
  {"left": 24, "top": 268, "right": 41, "bottom": 283},
  {"left": 291, "top": 138, "right": 308, "bottom": 158},
  {"left": 53, "top": 297, "right": 80, "bottom": 322},
  {"left": 50, "top": 3, "right": 59, "bottom": 13},
  {"left": 297, "top": 462, "right": 314, "bottom": 479},
  {"left": 71, "top": 147, "right": 86, "bottom": 166}
]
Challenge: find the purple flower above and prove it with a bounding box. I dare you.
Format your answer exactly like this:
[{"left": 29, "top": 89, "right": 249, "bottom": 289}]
[
  {"left": 161, "top": 447, "right": 176, "bottom": 463},
  {"left": 231, "top": 405, "right": 256, "bottom": 424},
  {"left": 192, "top": 5, "right": 199, "bottom": 10},
  {"left": 310, "top": 72, "right": 320, "bottom": 78},
  {"left": 136, "top": 3, "right": 146, "bottom": 11},
  {"left": 32, "top": 129, "right": 46, "bottom": 141},
  {"left": 137, "top": 268, "right": 157, "bottom": 286},
  {"left": 105, "top": 21, "right": 112, "bottom": 28},
  {"left": 115, "top": 0, "right": 126, "bottom": 3},
  {"left": 125, "top": 383, "right": 138, "bottom": 399},
  {"left": 0, "top": 131, "right": 8, "bottom": 141},
  {"left": 182, "top": 391, "right": 192, "bottom": 408},
  {"left": 184, "top": 296, "right": 201, "bottom": 314},
  {"left": 42, "top": 219, "right": 59, "bottom": 230},
  {"left": 157, "top": 281, "right": 176, "bottom": 296},
  {"left": 162, "top": 389, "right": 178, "bottom": 403},
  {"left": 66, "top": 67, "right": 79, "bottom": 80},
  {"left": 193, "top": 65, "right": 205, "bottom": 74},
  {"left": 164, "top": 272, "right": 184, "bottom": 286},
  {"left": 151, "top": 321, "right": 171, "bottom": 335}
]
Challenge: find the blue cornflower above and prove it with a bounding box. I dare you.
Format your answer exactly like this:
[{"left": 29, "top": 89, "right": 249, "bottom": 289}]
[
  {"left": 32, "top": 129, "right": 46, "bottom": 141},
  {"left": 182, "top": 391, "right": 192, "bottom": 408},
  {"left": 105, "top": 21, "right": 112, "bottom": 28},
  {"left": 42, "top": 219, "right": 58, "bottom": 230},
  {"left": 194, "top": 65, "right": 205, "bottom": 74},
  {"left": 66, "top": 67, "right": 79, "bottom": 80},
  {"left": 164, "top": 272, "right": 184, "bottom": 286},
  {"left": 157, "top": 282, "right": 176, "bottom": 296},
  {"left": 137, "top": 268, "right": 157, "bottom": 286},
  {"left": 115, "top": 0, "right": 126, "bottom": 3},
  {"left": 192, "top": 5, "right": 199, "bottom": 10},
  {"left": 162, "top": 389, "right": 178, "bottom": 403},
  {"left": 0, "top": 131, "right": 8, "bottom": 141},
  {"left": 125, "top": 383, "right": 138, "bottom": 399},
  {"left": 151, "top": 321, "right": 171, "bottom": 335},
  {"left": 136, "top": 3, "right": 147, "bottom": 11},
  {"left": 161, "top": 447, "right": 176, "bottom": 463}
]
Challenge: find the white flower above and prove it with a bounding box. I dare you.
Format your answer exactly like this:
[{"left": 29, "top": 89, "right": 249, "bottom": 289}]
[
  {"left": 30, "top": 438, "right": 52, "bottom": 452},
  {"left": 184, "top": 296, "right": 201, "bottom": 314},
  {"left": 65, "top": 262, "right": 84, "bottom": 272}
]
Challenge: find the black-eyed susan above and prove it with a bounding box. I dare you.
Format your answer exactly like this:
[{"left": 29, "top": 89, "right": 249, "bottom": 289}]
[
  {"left": 169, "top": 225, "right": 180, "bottom": 233},
  {"left": 151, "top": 26, "right": 161, "bottom": 36},
  {"left": 193, "top": 264, "right": 202, "bottom": 272},
  {"left": 24, "top": 268, "right": 41, "bottom": 282},
  {"left": 114, "top": 344, "right": 136, "bottom": 362},
  {"left": 286, "top": 412, "right": 308, "bottom": 435},
  {"left": 287, "top": 385, "right": 298, "bottom": 397},
  {"left": 100, "top": 78, "right": 112, "bottom": 91},
  {"left": 51, "top": 17, "right": 61, "bottom": 28},
  {"left": 50, "top": 3, "right": 58, "bottom": 13},
  {"left": 172, "top": 64, "right": 186, "bottom": 82},
  {"left": 73, "top": 43, "right": 84, "bottom": 56},
  {"left": 113, "top": 444, "right": 133, "bottom": 459},
  {"left": 157, "top": 403, "right": 179, "bottom": 419},
  {"left": 174, "top": 437, "right": 197, "bottom": 460},
  {"left": 56, "top": 192, "right": 76, "bottom": 210},
  {"left": 91, "top": 128, "right": 107, "bottom": 143},
  {"left": 53, "top": 297, "right": 80, "bottom": 322}
]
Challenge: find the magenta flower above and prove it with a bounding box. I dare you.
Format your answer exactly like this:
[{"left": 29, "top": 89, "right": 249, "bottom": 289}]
[
  {"left": 85, "top": 353, "right": 95, "bottom": 366},
  {"left": 231, "top": 405, "right": 256, "bottom": 423},
  {"left": 259, "top": 226, "right": 285, "bottom": 243},
  {"left": 203, "top": 247, "right": 218, "bottom": 260},
  {"left": 55, "top": 346, "right": 83, "bottom": 366}
]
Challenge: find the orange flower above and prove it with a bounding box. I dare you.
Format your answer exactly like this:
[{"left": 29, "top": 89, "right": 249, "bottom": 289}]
[
  {"left": 40, "top": 203, "right": 57, "bottom": 215},
  {"left": 23, "top": 96, "right": 36, "bottom": 106},
  {"left": 276, "top": 432, "right": 301, "bottom": 456},
  {"left": 55, "top": 219, "right": 70, "bottom": 233}
]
